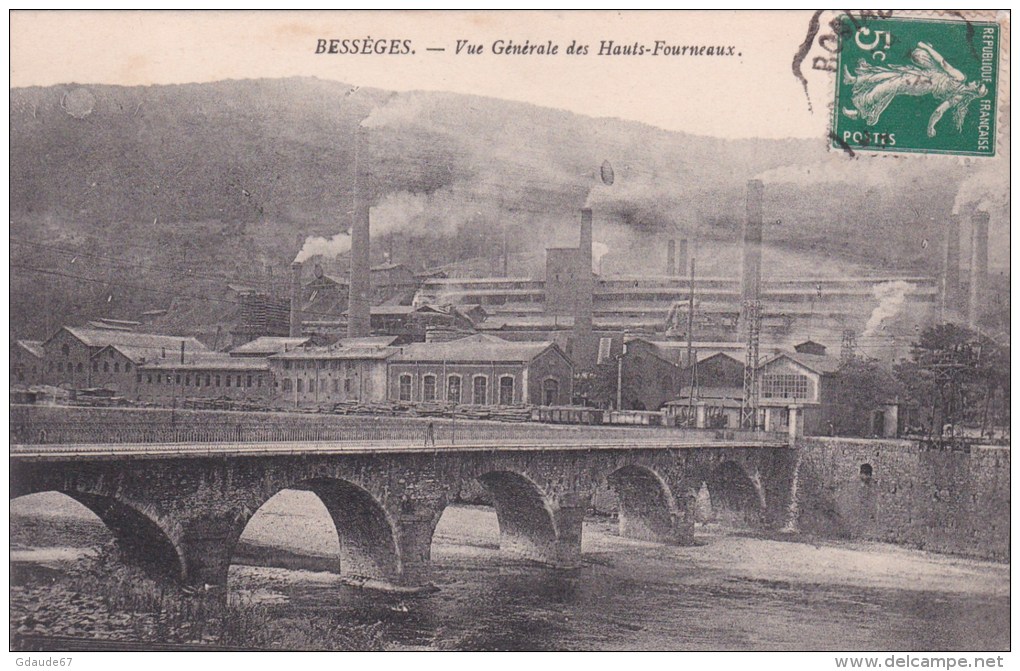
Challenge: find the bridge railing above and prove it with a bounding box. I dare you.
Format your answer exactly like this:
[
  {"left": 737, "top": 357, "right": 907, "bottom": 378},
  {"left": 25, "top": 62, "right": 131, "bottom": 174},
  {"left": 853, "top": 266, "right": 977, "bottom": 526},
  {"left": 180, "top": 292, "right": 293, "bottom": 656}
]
[{"left": 10, "top": 418, "right": 785, "bottom": 447}]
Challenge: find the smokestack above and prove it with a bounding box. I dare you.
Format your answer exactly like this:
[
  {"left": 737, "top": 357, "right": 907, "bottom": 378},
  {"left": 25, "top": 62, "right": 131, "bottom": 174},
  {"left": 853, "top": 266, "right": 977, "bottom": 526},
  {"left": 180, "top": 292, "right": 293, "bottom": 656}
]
[
  {"left": 572, "top": 209, "right": 595, "bottom": 368},
  {"left": 741, "top": 180, "right": 764, "bottom": 305},
  {"left": 290, "top": 261, "right": 303, "bottom": 338},
  {"left": 967, "top": 210, "right": 989, "bottom": 329},
  {"left": 348, "top": 131, "right": 372, "bottom": 338},
  {"left": 666, "top": 239, "right": 676, "bottom": 276},
  {"left": 941, "top": 213, "right": 961, "bottom": 318},
  {"left": 678, "top": 238, "right": 689, "bottom": 276}
]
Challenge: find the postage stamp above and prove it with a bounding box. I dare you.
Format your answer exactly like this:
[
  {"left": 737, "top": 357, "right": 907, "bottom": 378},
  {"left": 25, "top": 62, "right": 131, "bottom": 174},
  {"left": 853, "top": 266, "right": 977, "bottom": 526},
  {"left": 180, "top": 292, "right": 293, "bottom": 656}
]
[{"left": 832, "top": 15, "right": 1000, "bottom": 156}]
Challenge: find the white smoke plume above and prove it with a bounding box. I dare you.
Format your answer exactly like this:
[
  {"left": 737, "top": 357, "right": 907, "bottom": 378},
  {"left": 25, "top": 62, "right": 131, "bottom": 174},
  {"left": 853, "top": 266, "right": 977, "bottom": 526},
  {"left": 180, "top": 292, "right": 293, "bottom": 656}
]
[
  {"left": 863, "top": 280, "right": 913, "bottom": 336},
  {"left": 952, "top": 161, "right": 1009, "bottom": 214},
  {"left": 360, "top": 93, "right": 429, "bottom": 129},
  {"left": 294, "top": 232, "right": 351, "bottom": 263}
]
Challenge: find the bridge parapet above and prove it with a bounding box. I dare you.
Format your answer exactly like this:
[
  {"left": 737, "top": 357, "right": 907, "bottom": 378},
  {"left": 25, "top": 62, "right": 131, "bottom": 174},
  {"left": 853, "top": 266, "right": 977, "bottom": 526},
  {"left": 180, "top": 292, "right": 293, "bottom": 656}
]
[{"left": 10, "top": 405, "right": 785, "bottom": 448}]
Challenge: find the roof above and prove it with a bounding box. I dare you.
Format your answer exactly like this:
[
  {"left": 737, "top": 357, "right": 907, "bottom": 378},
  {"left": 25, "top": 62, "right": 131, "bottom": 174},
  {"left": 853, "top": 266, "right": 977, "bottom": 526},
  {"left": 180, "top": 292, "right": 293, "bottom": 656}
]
[
  {"left": 760, "top": 352, "right": 842, "bottom": 375},
  {"left": 230, "top": 336, "right": 311, "bottom": 356},
  {"left": 86, "top": 321, "right": 135, "bottom": 332},
  {"left": 371, "top": 262, "right": 411, "bottom": 273},
  {"left": 270, "top": 346, "right": 399, "bottom": 361},
  {"left": 394, "top": 334, "right": 564, "bottom": 364},
  {"left": 15, "top": 340, "right": 44, "bottom": 359},
  {"left": 51, "top": 327, "right": 208, "bottom": 355},
  {"left": 139, "top": 353, "right": 271, "bottom": 371},
  {"left": 334, "top": 335, "right": 399, "bottom": 348}
]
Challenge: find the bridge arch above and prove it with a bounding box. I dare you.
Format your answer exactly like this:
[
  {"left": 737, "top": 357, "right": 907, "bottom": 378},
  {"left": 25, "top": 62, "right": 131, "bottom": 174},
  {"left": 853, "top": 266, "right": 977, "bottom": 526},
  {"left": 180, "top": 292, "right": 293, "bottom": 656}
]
[
  {"left": 702, "top": 460, "right": 767, "bottom": 529},
  {"left": 237, "top": 477, "right": 400, "bottom": 588},
  {"left": 606, "top": 464, "right": 682, "bottom": 544},
  {"left": 477, "top": 470, "right": 560, "bottom": 564},
  {"left": 10, "top": 489, "right": 184, "bottom": 579}
]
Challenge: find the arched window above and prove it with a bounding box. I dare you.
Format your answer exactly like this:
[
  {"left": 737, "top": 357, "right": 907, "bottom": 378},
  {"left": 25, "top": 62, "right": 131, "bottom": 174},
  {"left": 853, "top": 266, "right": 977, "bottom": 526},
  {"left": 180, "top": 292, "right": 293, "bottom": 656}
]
[
  {"left": 114, "top": 362, "right": 120, "bottom": 373},
  {"left": 499, "top": 376, "right": 515, "bottom": 405},
  {"left": 398, "top": 374, "right": 413, "bottom": 401},
  {"left": 76, "top": 363, "right": 83, "bottom": 373},
  {"left": 447, "top": 375, "right": 461, "bottom": 404},
  {"left": 61, "top": 344, "right": 70, "bottom": 357},
  {"left": 473, "top": 376, "right": 488, "bottom": 405},
  {"left": 542, "top": 378, "right": 560, "bottom": 406},
  {"left": 422, "top": 375, "right": 437, "bottom": 402},
  {"left": 103, "top": 362, "right": 109, "bottom": 373}
]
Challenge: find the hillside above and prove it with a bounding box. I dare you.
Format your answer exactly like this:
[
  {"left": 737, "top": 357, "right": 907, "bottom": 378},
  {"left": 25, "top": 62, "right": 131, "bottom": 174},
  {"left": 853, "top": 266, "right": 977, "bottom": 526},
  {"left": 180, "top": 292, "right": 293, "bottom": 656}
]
[{"left": 10, "top": 77, "right": 992, "bottom": 339}]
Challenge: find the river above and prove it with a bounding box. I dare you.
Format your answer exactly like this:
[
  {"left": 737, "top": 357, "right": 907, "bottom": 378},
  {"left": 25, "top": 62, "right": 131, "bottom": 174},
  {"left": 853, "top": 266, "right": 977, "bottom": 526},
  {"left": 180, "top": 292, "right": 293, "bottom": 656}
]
[{"left": 10, "top": 491, "right": 1010, "bottom": 651}]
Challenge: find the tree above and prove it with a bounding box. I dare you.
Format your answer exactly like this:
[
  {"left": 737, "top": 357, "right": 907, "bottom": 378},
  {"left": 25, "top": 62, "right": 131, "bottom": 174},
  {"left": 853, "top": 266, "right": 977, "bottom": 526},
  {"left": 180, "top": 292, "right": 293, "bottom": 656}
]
[
  {"left": 893, "top": 323, "right": 1009, "bottom": 438},
  {"left": 828, "top": 357, "right": 901, "bottom": 437}
]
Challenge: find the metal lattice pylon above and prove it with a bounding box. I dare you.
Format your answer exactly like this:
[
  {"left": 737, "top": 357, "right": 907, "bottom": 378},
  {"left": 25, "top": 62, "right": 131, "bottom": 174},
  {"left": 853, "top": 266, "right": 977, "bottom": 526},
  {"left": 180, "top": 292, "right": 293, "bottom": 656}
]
[{"left": 740, "top": 300, "right": 762, "bottom": 429}]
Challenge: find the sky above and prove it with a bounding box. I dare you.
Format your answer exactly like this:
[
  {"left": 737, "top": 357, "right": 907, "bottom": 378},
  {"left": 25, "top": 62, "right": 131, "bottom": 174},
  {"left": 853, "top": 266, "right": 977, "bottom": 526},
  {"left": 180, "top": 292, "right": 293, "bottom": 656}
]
[{"left": 10, "top": 10, "right": 839, "bottom": 139}]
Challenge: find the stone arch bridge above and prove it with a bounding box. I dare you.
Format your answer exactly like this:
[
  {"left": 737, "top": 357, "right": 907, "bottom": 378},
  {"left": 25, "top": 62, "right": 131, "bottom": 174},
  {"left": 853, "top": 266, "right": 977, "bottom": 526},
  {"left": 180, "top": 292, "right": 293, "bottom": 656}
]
[{"left": 12, "top": 437, "right": 795, "bottom": 591}]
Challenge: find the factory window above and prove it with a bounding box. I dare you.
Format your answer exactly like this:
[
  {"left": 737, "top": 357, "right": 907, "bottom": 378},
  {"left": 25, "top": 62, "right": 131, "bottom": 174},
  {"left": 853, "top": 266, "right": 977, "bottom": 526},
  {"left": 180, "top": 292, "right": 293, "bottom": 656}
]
[
  {"left": 860, "top": 463, "right": 873, "bottom": 483},
  {"left": 236, "top": 375, "right": 242, "bottom": 388},
  {"left": 206, "top": 375, "right": 211, "bottom": 386},
  {"left": 136, "top": 374, "right": 142, "bottom": 384},
  {"left": 226, "top": 376, "right": 232, "bottom": 388},
  {"left": 114, "top": 362, "right": 120, "bottom": 373},
  {"left": 185, "top": 375, "right": 190, "bottom": 386},
  {"left": 542, "top": 378, "right": 560, "bottom": 406},
  {"left": 473, "top": 376, "right": 488, "bottom": 405},
  {"left": 398, "top": 374, "right": 413, "bottom": 401},
  {"left": 499, "top": 376, "right": 515, "bottom": 405},
  {"left": 344, "top": 378, "right": 351, "bottom": 393},
  {"left": 147, "top": 374, "right": 153, "bottom": 384},
  {"left": 296, "top": 379, "right": 302, "bottom": 392},
  {"left": 257, "top": 376, "right": 262, "bottom": 388},
  {"left": 447, "top": 375, "right": 462, "bottom": 404},
  {"left": 102, "top": 362, "right": 108, "bottom": 372},
  {"left": 247, "top": 375, "right": 253, "bottom": 387},
  {"left": 761, "top": 373, "right": 810, "bottom": 400},
  {"left": 422, "top": 375, "right": 437, "bottom": 402},
  {"left": 215, "top": 375, "right": 221, "bottom": 387},
  {"left": 125, "top": 363, "right": 132, "bottom": 372},
  {"left": 282, "top": 379, "right": 292, "bottom": 392},
  {"left": 175, "top": 374, "right": 181, "bottom": 385},
  {"left": 284, "top": 361, "right": 291, "bottom": 371},
  {"left": 76, "top": 363, "right": 83, "bottom": 373},
  {"left": 61, "top": 344, "right": 69, "bottom": 357}
]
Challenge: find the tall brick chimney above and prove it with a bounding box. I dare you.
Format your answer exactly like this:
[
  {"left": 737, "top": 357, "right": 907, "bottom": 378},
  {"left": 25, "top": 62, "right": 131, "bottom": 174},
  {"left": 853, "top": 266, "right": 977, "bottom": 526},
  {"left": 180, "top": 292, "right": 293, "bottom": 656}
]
[
  {"left": 968, "top": 210, "right": 989, "bottom": 329},
  {"left": 678, "top": 238, "right": 689, "bottom": 276},
  {"left": 348, "top": 131, "right": 372, "bottom": 339},
  {"left": 666, "top": 239, "right": 676, "bottom": 276},
  {"left": 289, "top": 261, "right": 303, "bottom": 337},
  {"left": 941, "top": 213, "right": 961, "bottom": 318},
  {"left": 739, "top": 180, "right": 764, "bottom": 337},
  {"left": 572, "top": 208, "right": 595, "bottom": 368}
]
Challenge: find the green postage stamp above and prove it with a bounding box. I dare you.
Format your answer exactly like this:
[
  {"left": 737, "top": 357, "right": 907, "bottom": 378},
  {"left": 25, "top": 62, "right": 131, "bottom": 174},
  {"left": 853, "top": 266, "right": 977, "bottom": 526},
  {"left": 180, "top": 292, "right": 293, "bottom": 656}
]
[{"left": 833, "top": 15, "right": 999, "bottom": 156}]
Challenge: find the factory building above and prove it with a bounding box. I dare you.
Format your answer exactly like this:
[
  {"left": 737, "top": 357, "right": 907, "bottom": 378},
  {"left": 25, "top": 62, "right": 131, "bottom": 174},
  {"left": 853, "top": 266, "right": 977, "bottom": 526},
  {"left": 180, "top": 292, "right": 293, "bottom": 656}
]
[
  {"left": 41, "top": 326, "right": 208, "bottom": 392},
  {"left": 11, "top": 340, "right": 44, "bottom": 386},
  {"left": 228, "top": 285, "right": 290, "bottom": 348},
  {"left": 230, "top": 336, "right": 312, "bottom": 358},
  {"left": 617, "top": 338, "right": 681, "bottom": 411},
  {"left": 268, "top": 341, "right": 399, "bottom": 408},
  {"left": 136, "top": 353, "right": 272, "bottom": 404},
  {"left": 386, "top": 334, "right": 573, "bottom": 406}
]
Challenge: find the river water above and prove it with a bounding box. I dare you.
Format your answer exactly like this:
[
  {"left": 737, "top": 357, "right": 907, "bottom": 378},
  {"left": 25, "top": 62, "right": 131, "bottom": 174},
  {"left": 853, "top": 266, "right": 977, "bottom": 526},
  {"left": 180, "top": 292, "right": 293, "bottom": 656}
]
[{"left": 10, "top": 492, "right": 1010, "bottom": 651}]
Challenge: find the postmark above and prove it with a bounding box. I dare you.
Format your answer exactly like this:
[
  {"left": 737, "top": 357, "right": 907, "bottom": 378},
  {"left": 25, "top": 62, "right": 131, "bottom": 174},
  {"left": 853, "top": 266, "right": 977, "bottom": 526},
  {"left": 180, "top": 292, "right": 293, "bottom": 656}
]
[{"left": 832, "top": 15, "right": 999, "bottom": 156}]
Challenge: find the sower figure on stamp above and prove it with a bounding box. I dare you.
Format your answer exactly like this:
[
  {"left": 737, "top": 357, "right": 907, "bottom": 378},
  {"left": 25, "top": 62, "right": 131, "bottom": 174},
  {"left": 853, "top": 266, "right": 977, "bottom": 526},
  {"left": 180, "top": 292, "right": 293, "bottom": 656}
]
[{"left": 842, "top": 41, "right": 987, "bottom": 137}]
